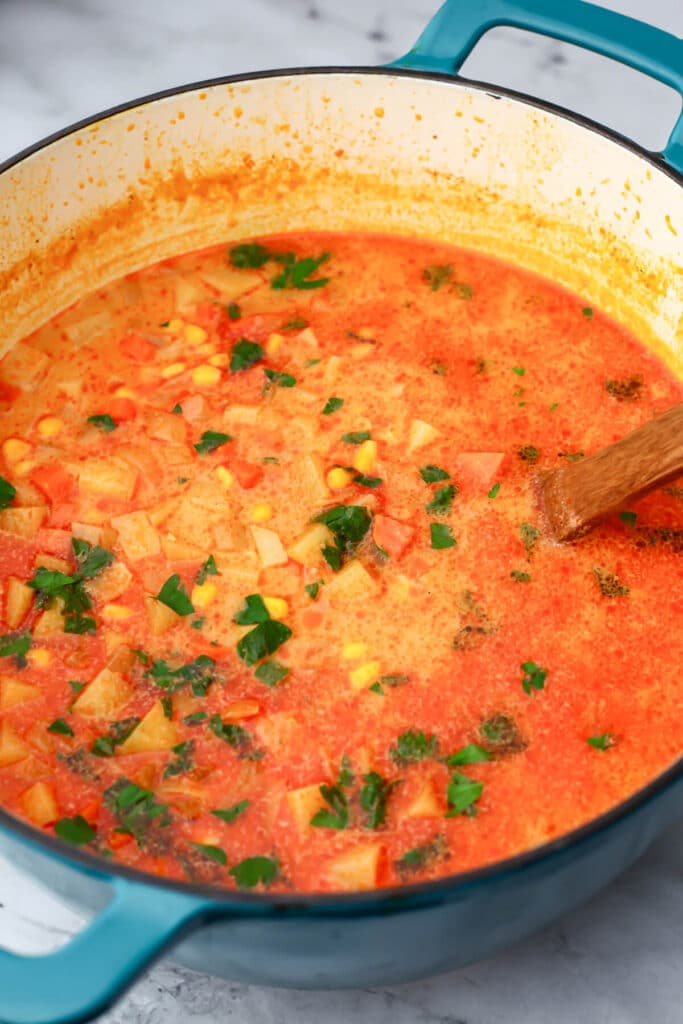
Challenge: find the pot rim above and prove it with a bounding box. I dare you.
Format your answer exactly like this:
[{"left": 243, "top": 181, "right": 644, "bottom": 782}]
[{"left": 1, "top": 64, "right": 681, "bottom": 913}]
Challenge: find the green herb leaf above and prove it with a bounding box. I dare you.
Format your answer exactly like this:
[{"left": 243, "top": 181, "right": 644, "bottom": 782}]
[
  {"left": 64, "top": 614, "right": 96, "bottom": 635},
  {"left": 182, "top": 711, "right": 209, "bottom": 726},
  {"left": 353, "top": 473, "right": 382, "bottom": 488},
  {"left": 208, "top": 714, "right": 252, "bottom": 751},
  {"left": 593, "top": 566, "right": 629, "bottom": 598},
  {"left": 311, "top": 782, "right": 349, "bottom": 830},
  {"left": 264, "top": 368, "right": 297, "bottom": 389},
  {"left": 91, "top": 717, "right": 140, "bottom": 757},
  {"left": 47, "top": 718, "right": 74, "bottom": 737},
  {"left": 521, "top": 660, "right": 548, "bottom": 696},
  {"left": 517, "top": 445, "right": 539, "bottom": 464},
  {"left": 605, "top": 375, "right": 643, "bottom": 402},
  {"left": 0, "top": 632, "right": 31, "bottom": 667},
  {"left": 549, "top": 402, "right": 559, "bottom": 412},
  {"left": 487, "top": 482, "right": 500, "bottom": 499},
  {"left": 87, "top": 414, "right": 117, "bottom": 433},
  {"left": 211, "top": 800, "right": 250, "bottom": 823},
  {"left": 67, "top": 679, "right": 85, "bottom": 695},
  {"left": 380, "top": 674, "right": 410, "bottom": 688},
  {"left": 420, "top": 465, "right": 450, "bottom": 483},
  {"left": 254, "top": 659, "right": 289, "bottom": 687},
  {"left": 520, "top": 522, "right": 540, "bottom": 559},
  {"left": 322, "top": 396, "right": 344, "bottom": 415},
  {"left": 229, "top": 855, "right": 278, "bottom": 888},
  {"left": 587, "top": 733, "right": 614, "bottom": 751},
  {"left": 510, "top": 569, "right": 531, "bottom": 583},
  {"left": 304, "top": 581, "right": 321, "bottom": 600},
  {"left": 282, "top": 316, "right": 308, "bottom": 331},
  {"left": 446, "top": 772, "right": 483, "bottom": 817},
  {"left": 271, "top": 252, "right": 330, "bottom": 291},
  {"left": 368, "top": 682, "right": 384, "bottom": 695},
  {"left": 512, "top": 367, "right": 526, "bottom": 376},
  {"left": 396, "top": 835, "right": 446, "bottom": 873},
  {"left": 446, "top": 743, "right": 491, "bottom": 767},
  {"left": 425, "top": 484, "right": 456, "bottom": 516},
  {"left": 322, "top": 544, "right": 342, "bottom": 571},
  {"left": 160, "top": 695, "right": 173, "bottom": 719},
  {"left": 156, "top": 574, "right": 194, "bottom": 616},
  {"left": 390, "top": 730, "right": 438, "bottom": 764},
  {"left": 423, "top": 264, "right": 452, "bottom": 291},
  {"left": 480, "top": 714, "right": 527, "bottom": 756},
  {"left": 164, "top": 740, "right": 195, "bottom": 779},
  {"left": 193, "top": 430, "right": 232, "bottom": 455},
  {"left": 229, "top": 242, "right": 272, "bottom": 268},
  {"left": 233, "top": 593, "right": 271, "bottom": 625},
  {"left": 0, "top": 476, "right": 17, "bottom": 510},
  {"left": 359, "top": 771, "right": 397, "bottom": 829},
  {"left": 230, "top": 339, "right": 265, "bottom": 372},
  {"left": 54, "top": 815, "right": 96, "bottom": 845},
  {"left": 262, "top": 455, "right": 279, "bottom": 464},
  {"left": 341, "top": 430, "right": 371, "bottom": 444},
  {"left": 104, "top": 779, "right": 171, "bottom": 850},
  {"left": 73, "top": 538, "right": 114, "bottom": 579},
  {"left": 145, "top": 654, "right": 216, "bottom": 697},
  {"left": 582, "top": 306, "right": 593, "bottom": 319},
  {"left": 171, "top": 403, "right": 183, "bottom": 414},
  {"left": 430, "top": 523, "right": 456, "bottom": 549},
  {"left": 236, "top": 619, "right": 292, "bottom": 666},
  {"left": 314, "top": 505, "right": 372, "bottom": 565},
  {"left": 189, "top": 841, "right": 227, "bottom": 865},
  {"left": 227, "top": 302, "right": 241, "bottom": 320},
  {"left": 620, "top": 510, "right": 638, "bottom": 528},
  {"left": 196, "top": 554, "right": 219, "bottom": 585}
]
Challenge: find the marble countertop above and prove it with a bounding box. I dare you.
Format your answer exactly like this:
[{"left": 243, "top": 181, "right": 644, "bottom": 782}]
[{"left": 1, "top": 1, "right": 682, "bottom": 1022}]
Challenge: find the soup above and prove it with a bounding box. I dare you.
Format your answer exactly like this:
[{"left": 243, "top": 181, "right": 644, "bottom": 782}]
[{"left": 0, "top": 232, "right": 681, "bottom": 893}]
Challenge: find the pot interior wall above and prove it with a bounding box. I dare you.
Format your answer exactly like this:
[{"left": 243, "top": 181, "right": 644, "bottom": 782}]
[{"left": 1, "top": 71, "right": 681, "bottom": 372}]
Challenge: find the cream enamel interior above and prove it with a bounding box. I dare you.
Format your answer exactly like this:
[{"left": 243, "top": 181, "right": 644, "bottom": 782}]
[{"left": 1, "top": 71, "right": 682, "bottom": 371}]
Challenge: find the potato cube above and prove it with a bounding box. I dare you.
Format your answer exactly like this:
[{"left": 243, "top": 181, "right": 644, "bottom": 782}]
[
  {"left": 250, "top": 526, "right": 288, "bottom": 568},
  {"left": 72, "top": 667, "right": 132, "bottom": 718},
  {"left": 325, "top": 841, "right": 383, "bottom": 891},
  {"left": 291, "top": 454, "right": 329, "bottom": 504},
  {"left": 144, "top": 594, "right": 181, "bottom": 636},
  {"left": 88, "top": 562, "right": 133, "bottom": 603},
  {"left": 21, "top": 781, "right": 58, "bottom": 827},
  {"left": 0, "top": 342, "right": 50, "bottom": 389},
  {"left": 146, "top": 411, "right": 187, "bottom": 444},
  {"left": 78, "top": 457, "right": 137, "bottom": 499},
  {"left": 0, "top": 720, "right": 29, "bottom": 767},
  {"left": 117, "top": 701, "right": 179, "bottom": 754},
  {"left": 33, "top": 603, "right": 65, "bottom": 637},
  {"left": 324, "top": 560, "right": 378, "bottom": 602},
  {"left": 287, "top": 523, "right": 334, "bottom": 566},
  {"left": 72, "top": 521, "right": 119, "bottom": 549},
  {"left": 407, "top": 418, "right": 440, "bottom": 453},
  {"left": 34, "top": 554, "right": 70, "bottom": 573},
  {"left": 160, "top": 535, "right": 209, "bottom": 561},
  {"left": 0, "top": 677, "right": 40, "bottom": 709},
  {"left": 0, "top": 506, "right": 47, "bottom": 538},
  {"left": 110, "top": 511, "right": 160, "bottom": 561},
  {"left": 404, "top": 778, "right": 443, "bottom": 819},
  {"left": 5, "top": 577, "right": 33, "bottom": 629},
  {"left": 286, "top": 783, "right": 327, "bottom": 834}
]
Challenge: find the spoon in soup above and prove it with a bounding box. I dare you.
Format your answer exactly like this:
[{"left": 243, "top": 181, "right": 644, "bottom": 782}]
[{"left": 540, "top": 401, "right": 683, "bottom": 541}]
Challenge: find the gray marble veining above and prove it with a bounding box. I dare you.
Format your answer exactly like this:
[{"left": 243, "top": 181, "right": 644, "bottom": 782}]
[{"left": 1, "top": 1, "right": 682, "bottom": 1021}]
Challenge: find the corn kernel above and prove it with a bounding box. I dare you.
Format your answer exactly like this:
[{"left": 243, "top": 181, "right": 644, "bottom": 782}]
[
  {"left": 351, "top": 344, "right": 375, "bottom": 361},
  {"left": 352, "top": 439, "right": 377, "bottom": 474},
  {"left": 191, "top": 581, "right": 217, "bottom": 609},
  {"left": 215, "top": 466, "right": 234, "bottom": 489},
  {"left": 184, "top": 323, "right": 208, "bottom": 345},
  {"left": 167, "top": 318, "right": 184, "bottom": 333},
  {"left": 208, "top": 353, "right": 229, "bottom": 368},
  {"left": 114, "top": 386, "right": 136, "bottom": 398},
  {"left": 263, "top": 595, "right": 289, "bottom": 619},
  {"left": 357, "top": 327, "right": 375, "bottom": 340},
  {"left": 349, "top": 660, "right": 381, "bottom": 691},
  {"left": 2, "top": 438, "right": 32, "bottom": 464},
  {"left": 161, "top": 362, "right": 186, "bottom": 379},
  {"left": 27, "top": 648, "right": 52, "bottom": 668},
  {"left": 101, "top": 604, "right": 134, "bottom": 621},
  {"left": 326, "top": 467, "right": 353, "bottom": 490},
  {"left": 13, "top": 459, "right": 36, "bottom": 477},
  {"left": 266, "top": 332, "right": 284, "bottom": 355},
  {"left": 250, "top": 503, "right": 273, "bottom": 523},
  {"left": 196, "top": 342, "right": 215, "bottom": 356},
  {"left": 191, "top": 364, "right": 221, "bottom": 386},
  {"left": 37, "top": 417, "right": 63, "bottom": 438},
  {"left": 342, "top": 641, "right": 368, "bottom": 660}
]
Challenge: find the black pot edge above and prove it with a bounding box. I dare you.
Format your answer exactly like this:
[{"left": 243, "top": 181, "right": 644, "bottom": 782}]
[{"left": 1, "top": 62, "right": 681, "bottom": 914}]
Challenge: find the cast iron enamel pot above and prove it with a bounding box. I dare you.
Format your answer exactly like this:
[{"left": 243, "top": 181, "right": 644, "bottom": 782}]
[{"left": 0, "top": 2, "right": 682, "bottom": 1022}]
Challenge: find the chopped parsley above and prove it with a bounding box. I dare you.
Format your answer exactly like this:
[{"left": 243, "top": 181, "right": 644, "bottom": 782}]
[
  {"left": 512, "top": 366, "right": 525, "bottom": 376},
  {"left": 104, "top": 779, "right": 171, "bottom": 850},
  {"left": 480, "top": 714, "right": 526, "bottom": 756},
  {"left": 605, "top": 375, "right": 643, "bottom": 401},
  {"left": 171, "top": 403, "right": 183, "bottom": 414},
  {"left": 558, "top": 450, "right": 585, "bottom": 462},
  {"left": 54, "top": 815, "right": 96, "bottom": 846},
  {"left": 423, "top": 264, "right": 452, "bottom": 291},
  {"left": 229, "top": 242, "right": 271, "bottom": 268},
  {"left": 304, "top": 581, "right": 321, "bottom": 600},
  {"left": 0, "top": 631, "right": 31, "bottom": 667},
  {"left": 420, "top": 465, "right": 450, "bottom": 483},
  {"left": 445, "top": 743, "right": 491, "bottom": 767},
  {"left": 161, "top": 696, "right": 173, "bottom": 719},
  {"left": 87, "top": 413, "right": 117, "bottom": 432},
  {"left": 264, "top": 368, "right": 297, "bottom": 390},
  {"left": 237, "top": 618, "right": 292, "bottom": 666},
  {"left": 517, "top": 445, "right": 539, "bottom": 463},
  {"left": 593, "top": 566, "right": 629, "bottom": 598},
  {"left": 229, "top": 855, "right": 278, "bottom": 889},
  {"left": 28, "top": 538, "right": 113, "bottom": 634},
  {"left": 193, "top": 430, "right": 232, "bottom": 455},
  {"left": 353, "top": 473, "right": 382, "bottom": 488},
  {"left": 520, "top": 661, "right": 548, "bottom": 696},
  {"left": 212, "top": 800, "right": 250, "bottom": 824},
  {"left": 145, "top": 654, "right": 216, "bottom": 696},
  {"left": 254, "top": 659, "right": 289, "bottom": 687},
  {"left": 314, "top": 504, "right": 372, "bottom": 570},
  {"left": 234, "top": 593, "right": 270, "bottom": 624},
  {"left": 208, "top": 715, "right": 252, "bottom": 752},
  {"left": 430, "top": 523, "right": 456, "bottom": 549},
  {"left": 487, "top": 482, "right": 500, "bottom": 499},
  {"left": 390, "top": 730, "right": 438, "bottom": 765},
  {"left": 620, "top": 510, "right": 638, "bottom": 528},
  {"left": 271, "top": 252, "right": 330, "bottom": 291},
  {"left": 183, "top": 711, "right": 209, "bottom": 726},
  {"left": 156, "top": 574, "right": 194, "bottom": 616},
  {"left": 341, "top": 430, "right": 371, "bottom": 444},
  {"left": 582, "top": 306, "right": 593, "bottom": 319},
  {"left": 425, "top": 484, "right": 456, "bottom": 515},
  {"left": 47, "top": 718, "right": 74, "bottom": 737},
  {"left": 587, "top": 733, "right": 614, "bottom": 751},
  {"left": 188, "top": 841, "right": 227, "bottom": 865},
  {"left": 311, "top": 781, "right": 350, "bottom": 830},
  {"left": 446, "top": 772, "right": 483, "bottom": 817},
  {"left": 510, "top": 569, "right": 531, "bottom": 583},
  {"left": 282, "top": 316, "right": 308, "bottom": 331},
  {"left": 91, "top": 716, "right": 140, "bottom": 757},
  {"left": 163, "top": 740, "right": 195, "bottom": 779},
  {"left": 196, "top": 554, "right": 219, "bottom": 585},
  {"left": 227, "top": 301, "right": 241, "bottom": 320},
  {"left": 520, "top": 522, "right": 540, "bottom": 558},
  {"left": 322, "top": 396, "right": 344, "bottom": 415},
  {"left": 396, "top": 835, "right": 446, "bottom": 873},
  {"left": 0, "top": 476, "right": 17, "bottom": 510},
  {"left": 67, "top": 679, "right": 86, "bottom": 696},
  {"left": 360, "top": 771, "right": 397, "bottom": 829},
  {"left": 230, "top": 339, "right": 264, "bottom": 372}
]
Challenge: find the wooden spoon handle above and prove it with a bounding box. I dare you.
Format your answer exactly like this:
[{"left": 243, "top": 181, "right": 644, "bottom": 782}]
[{"left": 540, "top": 402, "right": 683, "bottom": 541}]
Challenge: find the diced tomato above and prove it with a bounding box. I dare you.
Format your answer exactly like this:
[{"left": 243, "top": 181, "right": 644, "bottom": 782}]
[
  {"left": 107, "top": 396, "right": 137, "bottom": 421},
  {"left": 301, "top": 600, "right": 328, "bottom": 630},
  {"left": 49, "top": 503, "right": 79, "bottom": 530},
  {"left": 119, "top": 332, "right": 156, "bottom": 362},
  {"left": 0, "top": 382, "right": 19, "bottom": 406},
  {"left": 372, "top": 514, "right": 415, "bottom": 559},
  {"left": 30, "top": 462, "right": 77, "bottom": 505},
  {"left": 80, "top": 799, "right": 101, "bottom": 825},
  {"left": 231, "top": 459, "right": 264, "bottom": 489},
  {"left": 192, "top": 302, "right": 227, "bottom": 332},
  {"left": 109, "top": 830, "right": 134, "bottom": 850},
  {"left": 455, "top": 452, "right": 505, "bottom": 489},
  {"left": 35, "top": 528, "right": 72, "bottom": 557}
]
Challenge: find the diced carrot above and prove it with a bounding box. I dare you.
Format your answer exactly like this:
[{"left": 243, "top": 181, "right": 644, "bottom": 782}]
[
  {"left": 455, "top": 452, "right": 505, "bottom": 489},
  {"left": 80, "top": 799, "right": 101, "bottom": 825},
  {"left": 372, "top": 514, "right": 414, "bottom": 559},
  {"left": 107, "top": 397, "right": 137, "bottom": 421},
  {"left": 301, "top": 601, "right": 328, "bottom": 630},
  {"left": 119, "top": 332, "right": 156, "bottom": 363},
  {"left": 31, "top": 462, "right": 77, "bottom": 505},
  {"left": 109, "top": 830, "right": 134, "bottom": 850},
  {"left": 232, "top": 459, "right": 264, "bottom": 490},
  {"left": 0, "top": 382, "right": 19, "bottom": 406}
]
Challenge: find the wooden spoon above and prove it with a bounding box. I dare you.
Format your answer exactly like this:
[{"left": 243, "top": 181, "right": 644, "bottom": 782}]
[{"left": 540, "top": 402, "right": 683, "bottom": 542}]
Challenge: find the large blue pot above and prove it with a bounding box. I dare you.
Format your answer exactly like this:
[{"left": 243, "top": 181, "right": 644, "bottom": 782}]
[{"left": 0, "top": 2, "right": 681, "bottom": 1022}]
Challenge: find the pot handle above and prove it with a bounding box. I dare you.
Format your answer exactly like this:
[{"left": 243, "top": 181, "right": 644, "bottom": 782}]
[
  {"left": 391, "top": 0, "right": 683, "bottom": 174},
  {"left": 0, "top": 875, "right": 214, "bottom": 1024}
]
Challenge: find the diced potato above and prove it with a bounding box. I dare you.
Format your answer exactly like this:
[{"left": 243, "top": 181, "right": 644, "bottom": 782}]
[
  {"left": 174, "top": 274, "right": 209, "bottom": 310},
  {"left": 147, "top": 412, "right": 187, "bottom": 444},
  {"left": 78, "top": 457, "right": 137, "bottom": 499},
  {"left": 25, "top": 723, "right": 54, "bottom": 756},
  {"left": 0, "top": 342, "right": 50, "bottom": 389},
  {"left": 0, "top": 506, "right": 47, "bottom": 538},
  {"left": 110, "top": 510, "right": 160, "bottom": 561},
  {"left": 147, "top": 498, "right": 181, "bottom": 528},
  {"left": 404, "top": 778, "right": 443, "bottom": 819},
  {"left": 20, "top": 781, "right": 58, "bottom": 826},
  {"left": 118, "top": 701, "right": 179, "bottom": 754},
  {"left": 88, "top": 562, "right": 133, "bottom": 603},
  {"left": 213, "top": 550, "right": 260, "bottom": 588},
  {"left": 324, "top": 560, "right": 379, "bottom": 602},
  {"left": 27, "top": 648, "right": 52, "bottom": 669},
  {"left": 72, "top": 521, "right": 118, "bottom": 549},
  {"left": 34, "top": 554, "right": 70, "bottom": 573},
  {"left": 5, "top": 577, "right": 33, "bottom": 629},
  {"left": 286, "top": 783, "right": 327, "bottom": 834},
  {"left": 287, "top": 523, "right": 333, "bottom": 566},
  {"left": 349, "top": 660, "right": 381, "bottom": 692},
  {"left": 250, "top": 525, "right": 289, "bottom": 568},
  {"left": 325, "top": 841, "right": 383, "bottom": 891},
  {"left": 72, "top": 667, "right": 133, "bottom": 718},
  {"left": 62, "top": 310, "right": 111, "bottom": 347},
  {"left": 212, "top": 517, "right": 249, "bottom": 551},
  {"left": 0, "top": 677, "right": 40, "bottom": 709},
  {"left": 156, "top": 779, "right": 206, "bottom": 818},
  {"left": 291, "top": 454, "right": 329, "bottom": 503},
  {"left": 223, "top": 404, "right": 260, "bottom": 426},
  {"left": 255, "top": 712, "right": 300, "bottom": 755},
  {"left": 407, "top": 418, "right": 440, "bottom": 453},
  {"left": 0, "top": 720, "right": 30, "bottom": 767},
  {"left": 200, "top": 265, "right": 263, "bottom": 295},
  {"left": 33, "top": 603, "right": 65, "bottom": 637},
  {"left": 105, "top": 645, "right": 137, "bottom": 674},
  {"left": 160, "top": 535, "right": 209, "bottom": 561},
  {"left": 144, "top": 594, "right": 180, "bottom": 636}
]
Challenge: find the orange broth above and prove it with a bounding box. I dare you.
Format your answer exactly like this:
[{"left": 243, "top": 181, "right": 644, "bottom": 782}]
[{"left": 0, "top": 231, "right": 681, "bottom": 893}]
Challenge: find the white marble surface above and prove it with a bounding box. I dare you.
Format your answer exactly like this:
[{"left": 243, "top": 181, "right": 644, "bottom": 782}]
[{"left": 1, "top": 0, "right": 683, "bottom": 1022}]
